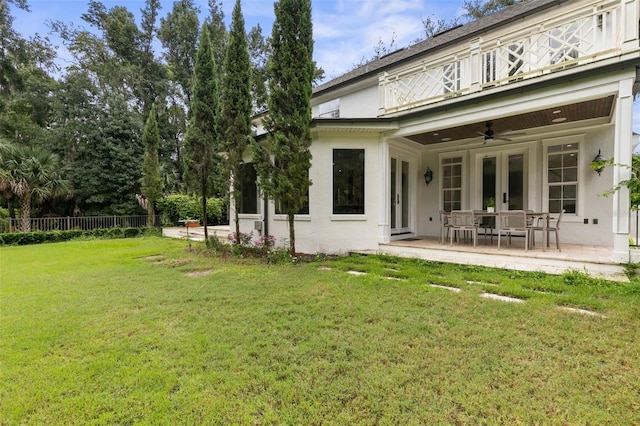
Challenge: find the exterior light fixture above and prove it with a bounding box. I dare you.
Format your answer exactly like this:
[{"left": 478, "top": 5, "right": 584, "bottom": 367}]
[
  {"left": 591, "top": 149, "right": 606, "bottom": 175},
  {"left": 424, "top": 167, "right": 433, "bottom": 186}
]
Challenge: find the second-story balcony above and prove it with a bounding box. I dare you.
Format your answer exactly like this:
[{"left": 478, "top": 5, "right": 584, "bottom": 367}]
[{"left": 379, "top": 0, "right": 637, "bottom": 116}]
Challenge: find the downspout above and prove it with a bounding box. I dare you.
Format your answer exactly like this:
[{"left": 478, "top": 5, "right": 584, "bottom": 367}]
[{"left": 263, "top": 196, "right": 269, "bottom": 237}]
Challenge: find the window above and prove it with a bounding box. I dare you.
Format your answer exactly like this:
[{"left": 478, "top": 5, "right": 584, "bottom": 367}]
[
  {"left": 442, "top": 156, "right": 462, "bottom": 212},
  {"left": 238, "top": 162, "right": 258, "bottom": 214},
  {"left": 443, "top": 61, "right": 461, "bottom": 94},
  {"left": 318, "top": 99, "right": 340, "bottom": 118},
  {"left": 333, "top": 149, "right": 365, "bottom": 214},
  {"left": 547, "top": 143, "right": 578, "bottom": 214},
  {"left": 275, "top": 182, "right": 310, "bottom": 215}
]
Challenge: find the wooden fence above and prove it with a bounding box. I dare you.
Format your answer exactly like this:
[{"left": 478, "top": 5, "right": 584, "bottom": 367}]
[{"left": 3, "top": 215, "right": 162, "bottom": 233}]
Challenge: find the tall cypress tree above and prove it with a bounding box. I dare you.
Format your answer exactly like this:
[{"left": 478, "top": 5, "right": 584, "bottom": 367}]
[
  {"left": 219, "top": 0, "right": 252, "bottom": 244},
  {"left": 141, "top": 103, "right": 163, "bottom": 224},
  {"left": 183, "top": 24, "right": 218, "bottom": 239},
  {"left": 254, "top": 0, "right": 314, "bottom": 255}
]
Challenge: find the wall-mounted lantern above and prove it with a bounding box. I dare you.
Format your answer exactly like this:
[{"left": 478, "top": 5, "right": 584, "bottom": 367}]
[
  {"left": 591, "top": 150, "right": 606, "bottom": 176},
  {"left": 424, "top": 167, "right": 433, "bottom": 186}
]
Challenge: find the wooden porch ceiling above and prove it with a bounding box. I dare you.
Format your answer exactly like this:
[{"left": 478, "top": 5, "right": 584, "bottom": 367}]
[{"left": 406, "top": 95, "right": 615, "bottom": 145}]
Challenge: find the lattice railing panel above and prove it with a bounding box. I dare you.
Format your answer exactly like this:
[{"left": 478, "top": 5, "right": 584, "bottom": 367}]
[{"left": 379, "top": 1, "right": 622, "bottom": 115}]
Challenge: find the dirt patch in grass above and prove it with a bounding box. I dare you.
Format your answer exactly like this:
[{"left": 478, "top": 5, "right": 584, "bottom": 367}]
[
  {"left": 185, "top": 269, "right": 214, "bottom": 278},
  {"left": 141, "top": 254, "right": 164, "bottom": 261}
]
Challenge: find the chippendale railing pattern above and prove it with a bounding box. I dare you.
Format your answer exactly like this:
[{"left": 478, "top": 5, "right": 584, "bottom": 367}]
[{"left": 379, "top": 0, "right": 624, "bottom": 115}]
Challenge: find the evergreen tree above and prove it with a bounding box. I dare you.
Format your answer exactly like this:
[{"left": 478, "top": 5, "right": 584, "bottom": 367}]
[
  {"left": 254, "top": 0, "right": 314, "bottom": 255},
  {"left": 141, "top": 103, "right": 163, "bottom": 224},
  {"left": 219, "top": 0, "right": 252, "bottom": 244},
  {"left": 183, "top": 24, "right": 219, "bottom": 240}
]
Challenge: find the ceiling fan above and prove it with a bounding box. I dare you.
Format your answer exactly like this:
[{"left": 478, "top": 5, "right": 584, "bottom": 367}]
[
  {"left": 464, "top": 121, "right": 524, "bottom": 145},
  {"left": 476, "top": 121, "right": 517, "bottom": 143}
]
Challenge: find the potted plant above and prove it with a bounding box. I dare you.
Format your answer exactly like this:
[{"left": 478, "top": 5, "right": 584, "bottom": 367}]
[{"left": 486, "top": 197, "right": 496, "bottom": 213}]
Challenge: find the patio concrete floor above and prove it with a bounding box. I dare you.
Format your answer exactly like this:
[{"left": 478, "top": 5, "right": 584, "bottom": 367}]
[
  {"left": 162, "top": 226, "right": 628, "bottom": 282},
  {"left": 370, "top": 235, "right": 628, "bottom": 282}
]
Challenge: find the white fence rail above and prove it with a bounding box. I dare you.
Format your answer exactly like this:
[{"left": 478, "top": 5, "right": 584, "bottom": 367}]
[{"left": 3, "top": 215, "right": 162, "bottom": 233}]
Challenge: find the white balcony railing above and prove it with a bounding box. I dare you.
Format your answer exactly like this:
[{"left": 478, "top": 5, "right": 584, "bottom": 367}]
[{"left": 379, "top": 0, "right": 627, "bottom": 115}]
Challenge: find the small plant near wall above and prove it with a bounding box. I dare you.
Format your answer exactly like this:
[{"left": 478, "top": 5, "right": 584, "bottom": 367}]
[{"left": 486, "top": 197, "right": 496, "bottom": 212}]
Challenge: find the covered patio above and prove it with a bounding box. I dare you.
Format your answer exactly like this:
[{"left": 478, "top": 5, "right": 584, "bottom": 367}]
[{"left": 372, "top": 235, "right": 627, "bottom": 282}]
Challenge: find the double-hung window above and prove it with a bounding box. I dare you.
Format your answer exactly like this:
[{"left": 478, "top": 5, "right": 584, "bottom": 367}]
[
  {"left": 442, "top": 156, "right": 462, "bottom": 212},
  {"left": 547, "top": 143, "right": 578, "bottom": 214}
]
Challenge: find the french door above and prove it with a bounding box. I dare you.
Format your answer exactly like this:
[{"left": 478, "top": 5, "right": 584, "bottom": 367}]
[
  {"left": 391, "top": 156, "right": 411, "bottom": 235},
  {"left": 480, "top": 151, "right": 526, "bottom": 211}
]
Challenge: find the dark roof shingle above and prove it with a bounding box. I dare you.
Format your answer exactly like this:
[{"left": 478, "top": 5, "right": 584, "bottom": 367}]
[{"left": 313, "top": 0, "right": 568, "bottom": 96}]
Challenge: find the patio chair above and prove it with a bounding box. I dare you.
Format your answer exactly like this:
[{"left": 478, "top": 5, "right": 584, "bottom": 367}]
[
  {"left": 531, "top": 209, "right": 564, "bottom": 251},
  {"left": 450, "top": 210, "right": 478, "bottom": 247},
  {"left": 498, "top": 210, "right": 531, "bottom": 251},
  {"left": 439, "top": 210, "right": 453, "bottom": 244}
]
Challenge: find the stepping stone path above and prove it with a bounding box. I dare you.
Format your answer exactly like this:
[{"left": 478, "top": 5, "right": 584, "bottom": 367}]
[
  {"left": 337, "top": 269, "right": 603, "bottom": 317},
  {"left": 430, "top": 284, "right": 462, "bottom": 293},
  {"left": 558, "top": 306, "right": 606, "bottom": 318},
  {"left": 480, "top": 292, "right": 525, "bottom": 303}
]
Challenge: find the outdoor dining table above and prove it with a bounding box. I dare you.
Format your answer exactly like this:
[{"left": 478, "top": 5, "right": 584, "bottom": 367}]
[{"left": 471, "top": 211, "right": 552, "bottom": 251}]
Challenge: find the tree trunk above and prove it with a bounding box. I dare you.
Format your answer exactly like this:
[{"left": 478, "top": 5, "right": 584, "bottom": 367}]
[
  {"left": 201, "top": 173, "right": 208, "bottom": 240},
  {"left": 148, "top": 202, "right": 155, "bottom": 227},
  {"left": 234, "top": 193, "right": 241, "bottom": 244},
  {"left": 288, "top": 212, "right": 295, "bottom": 256},
  {"left": 20, "top": 194, "right": 31, "bottom": 232}
]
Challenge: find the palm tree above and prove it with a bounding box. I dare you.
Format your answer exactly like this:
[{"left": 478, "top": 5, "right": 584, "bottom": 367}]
[{"left": 0, "top": 143, "right": 72, "bottom": 232}]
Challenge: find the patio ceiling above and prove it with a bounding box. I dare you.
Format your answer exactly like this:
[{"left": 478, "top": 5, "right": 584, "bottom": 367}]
[{"left": 406, "top": 95, "right": 615, "bottom": 145}]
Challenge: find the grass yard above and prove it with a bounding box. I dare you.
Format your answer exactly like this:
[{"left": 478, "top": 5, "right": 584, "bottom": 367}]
[{"left": 1, "top": 237, "right": 640, "bottom": 424}]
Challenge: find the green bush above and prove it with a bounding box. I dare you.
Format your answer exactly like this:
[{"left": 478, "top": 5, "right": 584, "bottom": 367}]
[
  {"left": 0, "top": 207, "right": 9, "bottom": 233},
  {"left": 156, "top": 194, "right": 227, "bottom": 226},
  {"left": 0, "top": 227, "right": 160, "bottom": 246}
]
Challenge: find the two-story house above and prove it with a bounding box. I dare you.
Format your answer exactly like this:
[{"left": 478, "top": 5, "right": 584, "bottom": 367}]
[{"left": 235, "top": 0, "right": 640, "bottom": 264}]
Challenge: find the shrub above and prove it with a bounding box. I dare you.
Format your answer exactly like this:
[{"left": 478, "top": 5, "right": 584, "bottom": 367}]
[
  {"left": 0, "top": 227, "right": 160, "bottom": 246},
  {"left": 156, "top": 194, "right": 227, "bottom": 226}
]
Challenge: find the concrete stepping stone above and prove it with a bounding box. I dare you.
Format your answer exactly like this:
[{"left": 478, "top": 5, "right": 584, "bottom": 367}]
[{"left": 480, "top": 292, "right": 525, "bottom": 303}]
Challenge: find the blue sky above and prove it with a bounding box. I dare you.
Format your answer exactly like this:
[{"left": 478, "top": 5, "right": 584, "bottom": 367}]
[
  {"left": 10, "top": 0, "right": 640, "bottom": 133},
  {"left": 11, "top": 0, "right": 464, "bottom": 79}
]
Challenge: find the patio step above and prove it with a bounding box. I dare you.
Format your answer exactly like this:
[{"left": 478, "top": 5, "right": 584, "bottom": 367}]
[
  {"left": 365, "top": 242, "right": 628, "bottom": 282},
  {"left": 162, "top": 225, "right": 230, "bottom": 242}
]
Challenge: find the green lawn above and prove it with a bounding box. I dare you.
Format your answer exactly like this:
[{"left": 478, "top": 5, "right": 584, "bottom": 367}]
[{"left": 2, "top": 237, "right": 640, "bottom": 424}]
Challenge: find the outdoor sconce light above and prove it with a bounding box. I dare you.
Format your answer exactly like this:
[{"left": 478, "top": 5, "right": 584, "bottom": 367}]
[
  {"left": 424, "top": 167, "right": 433, "bottom": 186},
  {"left": 591, "top": 149, "right": 606, "bottom": 176}
]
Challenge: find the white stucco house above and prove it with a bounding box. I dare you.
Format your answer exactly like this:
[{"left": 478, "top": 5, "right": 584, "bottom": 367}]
[{"left": 234, "top": 0, "right": 640, "bottom": 264}]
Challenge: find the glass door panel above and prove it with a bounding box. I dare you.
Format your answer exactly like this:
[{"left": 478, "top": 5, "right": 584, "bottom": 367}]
[
  {"left": 479, "top": 151, "right": 526, "bottom": 211},
  {"left": 390, "top": 156, "right": 410, "bottom": 234},
  {"left": 401, "top": 160, "right": 409, "bottom": 228},
  {"left": 482, "top": 157, "right": 496, "bottom": 209},
  {"left": 507, "top": 154, "right": 524, "bottom": 210},
  {"left": 391, "top": 158, "right": 397, "bottom": 229}
]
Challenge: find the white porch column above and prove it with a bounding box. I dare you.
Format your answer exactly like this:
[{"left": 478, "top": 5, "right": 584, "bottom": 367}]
[
  {"left": 612, "top": 77, "right": 634, "bottom": 262},
  {"left": 378, "top": 136, "right": 391, "bottom": 243}
]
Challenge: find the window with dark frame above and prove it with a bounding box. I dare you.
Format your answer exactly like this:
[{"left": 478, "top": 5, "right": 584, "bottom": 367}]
[
  {"left": 333, "top": 149, "right": 365, "bottom": 214},
  {"left": 238, "top": 162, "right": 258, "bottom": 214}
]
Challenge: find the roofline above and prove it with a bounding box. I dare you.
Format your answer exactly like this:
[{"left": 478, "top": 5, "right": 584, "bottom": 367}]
[{"left": 313, "top": 0, "right": 569, "bottom": 98}]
